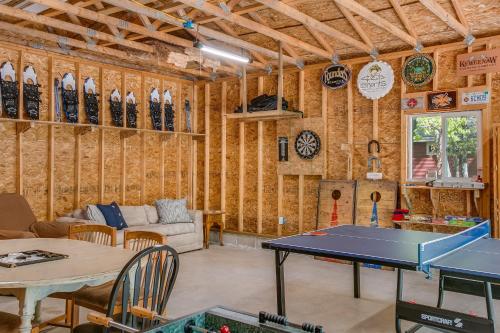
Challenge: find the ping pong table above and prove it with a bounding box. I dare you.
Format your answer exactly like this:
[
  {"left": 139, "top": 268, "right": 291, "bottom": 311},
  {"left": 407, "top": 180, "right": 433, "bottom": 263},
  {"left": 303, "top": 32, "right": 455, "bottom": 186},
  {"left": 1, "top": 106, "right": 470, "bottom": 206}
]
[{"left": 262, "top": 220, "right": 500, "bottom": 333}]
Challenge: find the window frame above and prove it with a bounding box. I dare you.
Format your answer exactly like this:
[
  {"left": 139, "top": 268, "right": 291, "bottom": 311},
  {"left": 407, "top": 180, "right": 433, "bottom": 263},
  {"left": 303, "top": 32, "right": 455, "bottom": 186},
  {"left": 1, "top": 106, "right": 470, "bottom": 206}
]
[{"left": 407, "top": 110, "right": 482, "bottom": 182}]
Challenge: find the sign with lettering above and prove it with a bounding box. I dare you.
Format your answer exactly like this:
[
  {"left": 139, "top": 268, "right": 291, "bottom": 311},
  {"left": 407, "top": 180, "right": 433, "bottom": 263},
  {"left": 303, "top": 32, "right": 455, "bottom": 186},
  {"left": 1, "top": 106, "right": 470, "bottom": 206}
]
[
  {"left": 461, "top": 90, "right": 490, "bottom": 105},
  {"left": 401, "top": 96, "right": 425, "bottom": 111},
  {"left": 457, "top": 49, "right": 500, "bottom": 76},
  {"left": 357, "top": 60, "right": 394, "bottom": 100},
  {"left": 428, "top": 91, "right": 457, "bottom": 111},
  {"left": 321, "top": 64, "right": 351, "bottom": 89}
]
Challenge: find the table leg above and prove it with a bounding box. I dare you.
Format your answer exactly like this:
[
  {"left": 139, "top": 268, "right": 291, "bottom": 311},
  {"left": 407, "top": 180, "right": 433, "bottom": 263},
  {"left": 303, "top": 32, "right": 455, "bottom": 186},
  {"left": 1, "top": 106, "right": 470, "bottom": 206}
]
[
  {"left": 275, "top": 250, "right": 286, "bottom": 316},
  {"left": 18, "top": 288, "right": 36, "bottom": 333},
  {"left": 219, "top": 223, "right": 224, "bottom": 246},
  {"left": 484, "top": 282, "right": 495, "bottom": 325},
  {"left": 353, "top": 262, "right": 360, "bottom": 298},
  {"left": 34, "top": 300, "right": 42, "bottom": 323},
  {"left": 395, "top": 269, "right": 403, "bottom": 333}
]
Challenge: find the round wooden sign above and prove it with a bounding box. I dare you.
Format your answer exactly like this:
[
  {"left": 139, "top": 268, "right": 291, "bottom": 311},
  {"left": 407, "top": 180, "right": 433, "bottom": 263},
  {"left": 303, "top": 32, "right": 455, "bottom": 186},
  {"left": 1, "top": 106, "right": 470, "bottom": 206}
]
[
  {"left": 402, "top": 54, "right": 436, "bottom": 87},
  {"left": 357, "top": 60, "right": 394, "bottom": 100},
  {"left": 321, "top": 64, "right": 351, "bottom": 90}
]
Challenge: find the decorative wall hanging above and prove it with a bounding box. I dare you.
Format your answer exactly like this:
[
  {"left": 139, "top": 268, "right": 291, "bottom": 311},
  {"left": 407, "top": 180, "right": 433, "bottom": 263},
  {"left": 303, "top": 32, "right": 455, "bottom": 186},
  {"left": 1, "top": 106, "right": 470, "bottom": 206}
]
[
  {"left": 234, "top": 94, "right": 289, "bottom": 113},
  {"left": 0, "top": 61, "right": 19, "bottom": 118},
  {"left": 61, "top": 73, "right": 78, "bottom": 123},
  {"left": 401, "top": 95, "right": 425, "bottom": 112},
  {"left": 321, "top": 63, "right": 351, "bottom": 90},
  {"left": 316, "top": 180, "right": 356, "bottom": 230},
  {"left": 22, "top": 65, "right": 41, "bottom": 120},
  {"left": 457, "top": 48, "right": 500, "bottom": 76},
  {"left": 355, "top": 180, "right": 397, "bottom": 228},
  {"left": 427, "top": 90, "right": 457, "bottom": 111},
  {"left": 295, "top": 130, "right": 321, "bottom": 160},
  {"left": 109, "top": 88, "right": 123, "bottom": 127},
  {"left": 184, "top": 99, "right": 191, "bottom": 132},
  {"left": 357, "top": 60, "right": 394, "bottom": 100},
  {"left": 461, "top": 89, "right": 490, "bottom": 106},
  {"left": 149, "top": 88, "right": 162, "bottom": 131},
  {"left": 163, "top": 90, "right": 174, "bottom": 132},
  {"left": 125, "top": 92, "right": 138, "bottom": 128},
  {"left": 278, "top": 137, "right": 288, "bottom": 161},
  {"left": 83, "top": 77, "right": 99, "bottom": 125},
  {"left": 402, "top": 54, "right": 436, "bottom": 87}
]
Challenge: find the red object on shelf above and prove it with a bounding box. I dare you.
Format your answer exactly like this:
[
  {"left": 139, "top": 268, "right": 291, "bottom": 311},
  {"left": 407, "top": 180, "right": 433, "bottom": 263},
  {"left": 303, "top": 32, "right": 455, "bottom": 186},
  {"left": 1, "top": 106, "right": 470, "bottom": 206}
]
[{"left": 220, "top": 325, "right": 231, "bottom": 333}]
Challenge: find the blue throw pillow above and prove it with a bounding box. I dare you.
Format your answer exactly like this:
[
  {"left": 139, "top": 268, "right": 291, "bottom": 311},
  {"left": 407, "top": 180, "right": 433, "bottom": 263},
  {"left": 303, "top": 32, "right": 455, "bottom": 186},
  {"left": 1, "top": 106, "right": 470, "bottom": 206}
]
[{"left": 96, "top": 202, "right": 128, "bottom": 230}]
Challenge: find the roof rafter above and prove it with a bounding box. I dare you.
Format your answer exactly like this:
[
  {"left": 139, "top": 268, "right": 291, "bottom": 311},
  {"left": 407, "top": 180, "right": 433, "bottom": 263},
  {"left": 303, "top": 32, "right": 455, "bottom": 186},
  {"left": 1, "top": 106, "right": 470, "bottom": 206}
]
[
  {"left": 449, "top": 0, "right": 470, "bottom": 29},
  {"left": 304, "top": 26, "right": 335, "bottom": 54},
  {"left": 0, "top": 3, "right": 154, "bottom": 53},
  {"left": 99, "top": 0, "right": 301, "bottom": 65},
  {"left": 387, "top": 0, "right": 418, "bottom": 38},
  {"left": 252, "top": 0, "right": 372, "bottom": 54},
  {"left": 333, "top": 0, "right": 419, "bottom": 48},
  {"left": 418, "top": 0, "right": 470, "bottom": 37},
  {"left": 162, "top": 0, "right": 333, "bottom": 59},
  {"left": 334, "top": 3, "right": 374, "bottom": 49}
]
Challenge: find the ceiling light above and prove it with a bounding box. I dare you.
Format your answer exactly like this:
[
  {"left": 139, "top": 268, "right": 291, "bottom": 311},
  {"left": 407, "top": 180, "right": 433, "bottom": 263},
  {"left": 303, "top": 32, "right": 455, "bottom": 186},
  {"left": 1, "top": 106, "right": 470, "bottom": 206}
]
[{"left": 195, "top": 42, "right": 250, "bottom": 63}]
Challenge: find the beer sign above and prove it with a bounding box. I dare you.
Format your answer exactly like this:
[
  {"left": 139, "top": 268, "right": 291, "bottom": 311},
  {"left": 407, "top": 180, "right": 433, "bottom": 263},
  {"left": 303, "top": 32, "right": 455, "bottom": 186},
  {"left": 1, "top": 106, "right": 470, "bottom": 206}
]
[
  {"left": 357, "top": 60, "right": 395, "bottom": 100},
  {"left": 321, "top": 64, "right": 351, "bottom": 90},
  {"left": 457, "top": 49, "right": 500, "bottom": 76}
]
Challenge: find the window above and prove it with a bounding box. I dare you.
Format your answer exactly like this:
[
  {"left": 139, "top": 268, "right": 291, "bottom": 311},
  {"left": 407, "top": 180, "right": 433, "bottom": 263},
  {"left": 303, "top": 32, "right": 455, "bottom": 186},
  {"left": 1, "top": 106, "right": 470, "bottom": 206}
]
[{"left": 407, "top": 111, "right": 482, "bottom": 181}]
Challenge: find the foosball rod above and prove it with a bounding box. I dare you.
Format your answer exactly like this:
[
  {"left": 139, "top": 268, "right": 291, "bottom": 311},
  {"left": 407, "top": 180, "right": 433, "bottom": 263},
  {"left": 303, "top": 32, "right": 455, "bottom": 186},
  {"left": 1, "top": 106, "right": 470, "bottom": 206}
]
[
  {"left": 87, "top": 313, "right": 140, "bottom": 333},
  {"left": 131, "top": 307, "right": 217, "bottom": 333}
]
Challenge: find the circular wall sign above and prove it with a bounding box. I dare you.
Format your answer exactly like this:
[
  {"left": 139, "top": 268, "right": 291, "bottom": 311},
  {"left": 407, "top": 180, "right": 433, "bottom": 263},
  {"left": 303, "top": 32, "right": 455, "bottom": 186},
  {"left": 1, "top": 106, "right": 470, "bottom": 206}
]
[
  {"left": 295, "top": 130, "right": 321, "bottom": 160},
  {"left": 321, "top": 64, "right": 351, "bottom": 90},
  {"left": 402, "top": 54, "right": 436, "bottom": 87},
  {"left": 357, "top": 60, "right": 394, "bottom": 100}
]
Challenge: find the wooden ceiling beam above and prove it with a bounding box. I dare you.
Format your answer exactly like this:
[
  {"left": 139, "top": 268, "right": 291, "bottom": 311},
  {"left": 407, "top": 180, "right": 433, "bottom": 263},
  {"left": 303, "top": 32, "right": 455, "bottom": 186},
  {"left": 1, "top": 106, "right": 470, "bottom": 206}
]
[
  {"left": 28, "top": 0, "right": 193, "bottom": 48},
  {"left": 100, "top": 0, "right": 301, "bottom": 66},
  {"left": 247, "top": 12, "right": 299, "bottom": 59},
  {"left": 387, "top": 0, "right": 418, "bottom": 39},
  {"left": 418, "top": 0, "right": 470, "bottom": 37},
  {"left": 304, "top": 26, "right": 335, "bottom": 54},
  {"left": 449, "top": 0, "right": 470, "bottom": 29},
  {"left": 0, "top": 3, "right": 153, "bottom": 53},
  {"left": 167, "top": 0, "right": 333, "bottom": 59},
  {"left": 253, "top": 0, "right": 371, "bottom": 54},
  {"left": 335, "top": 3, "right": 374, "bottom": 49},
  {"left": 333, "top": 0, "right": 418, "bottom": 48}
]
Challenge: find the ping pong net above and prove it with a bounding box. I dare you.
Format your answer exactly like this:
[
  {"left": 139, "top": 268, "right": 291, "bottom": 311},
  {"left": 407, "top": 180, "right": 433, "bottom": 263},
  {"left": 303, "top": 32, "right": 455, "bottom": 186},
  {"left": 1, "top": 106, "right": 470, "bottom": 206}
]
[{"left": 417, "top": 220, "right": 491, "bottom": 278}]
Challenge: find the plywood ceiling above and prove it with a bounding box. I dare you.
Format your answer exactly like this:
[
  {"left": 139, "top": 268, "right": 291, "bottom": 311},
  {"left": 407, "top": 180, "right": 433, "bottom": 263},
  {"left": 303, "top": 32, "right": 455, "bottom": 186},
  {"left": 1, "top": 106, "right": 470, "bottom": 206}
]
[{"left": 0, "top": 0, "right": 498, "bottom": 78}]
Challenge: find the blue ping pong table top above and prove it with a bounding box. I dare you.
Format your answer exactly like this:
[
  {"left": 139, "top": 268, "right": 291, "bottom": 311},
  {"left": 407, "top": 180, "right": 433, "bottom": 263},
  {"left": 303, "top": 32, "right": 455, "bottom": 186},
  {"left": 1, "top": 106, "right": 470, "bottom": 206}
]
[{"left": 262, "top": 225, "right": 447, "bottom": 269}]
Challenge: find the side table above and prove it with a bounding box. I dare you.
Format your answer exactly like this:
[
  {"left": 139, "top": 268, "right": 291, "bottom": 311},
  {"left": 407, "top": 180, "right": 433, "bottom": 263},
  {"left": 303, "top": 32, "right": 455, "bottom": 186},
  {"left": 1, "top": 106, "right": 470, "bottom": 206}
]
[{"left": 203, "top": 210, "right": 225, "bottom": 249}]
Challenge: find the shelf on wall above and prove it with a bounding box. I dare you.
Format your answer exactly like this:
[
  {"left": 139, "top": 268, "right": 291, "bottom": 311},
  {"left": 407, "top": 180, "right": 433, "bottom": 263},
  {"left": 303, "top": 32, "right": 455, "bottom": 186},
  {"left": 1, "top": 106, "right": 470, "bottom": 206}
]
[
  {"left": 225, "top": 110, "right": 303, "bottom": 122},
  {"left": 0, "top": 117, "right": 205, "bottom": 139}
]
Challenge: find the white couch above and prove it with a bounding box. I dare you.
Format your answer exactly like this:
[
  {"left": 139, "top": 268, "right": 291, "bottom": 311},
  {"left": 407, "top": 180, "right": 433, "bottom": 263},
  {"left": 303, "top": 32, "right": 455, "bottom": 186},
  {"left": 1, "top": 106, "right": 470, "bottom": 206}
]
[{"left": 57, "top": 205, "right": 203, "bottom": 253}]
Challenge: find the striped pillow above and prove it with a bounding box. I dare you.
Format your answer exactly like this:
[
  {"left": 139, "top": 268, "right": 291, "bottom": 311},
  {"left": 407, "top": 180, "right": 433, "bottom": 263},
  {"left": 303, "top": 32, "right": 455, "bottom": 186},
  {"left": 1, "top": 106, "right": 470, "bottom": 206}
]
[{"left": 155, "top": 199, "right": 192, "bottom": 224}]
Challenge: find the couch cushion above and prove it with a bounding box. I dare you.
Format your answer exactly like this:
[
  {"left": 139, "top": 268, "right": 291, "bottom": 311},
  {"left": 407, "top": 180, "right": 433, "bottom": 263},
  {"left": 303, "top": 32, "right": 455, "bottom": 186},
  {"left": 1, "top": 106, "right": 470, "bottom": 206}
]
[
  {"left": 129, "top": 223, "right": 195, "bottom": 236},
  {"left": 29, "top": 222, "right": 71, "bottom": 238},
  {"left": 97, "top": 202, "right": 128, "bottom": 230},
  {"left": 144, "top": 205, "right": 159, "bottom": 224},
  {"left": 156, "top": 199, "right": 192, "bottom": 224},
  {"left": 119, "top": 206, "right": 148, "bottom": 227},
  {"left": 86, "top": 205, "right": 107, "bottom": 225}
]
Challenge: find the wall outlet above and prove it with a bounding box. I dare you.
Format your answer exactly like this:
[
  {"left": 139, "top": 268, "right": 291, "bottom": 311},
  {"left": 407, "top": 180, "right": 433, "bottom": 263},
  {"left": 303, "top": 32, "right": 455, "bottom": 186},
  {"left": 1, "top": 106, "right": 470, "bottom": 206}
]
[{"left": 279, "top": 216, "right": 287, "bottom": 225}]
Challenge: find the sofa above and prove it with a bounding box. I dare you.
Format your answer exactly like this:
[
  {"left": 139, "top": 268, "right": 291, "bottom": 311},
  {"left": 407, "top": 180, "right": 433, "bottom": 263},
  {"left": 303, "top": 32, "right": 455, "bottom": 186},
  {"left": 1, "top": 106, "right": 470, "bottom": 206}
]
[
  {"left": 0, "top": 193, "right": 71, "bottom": 240},
  {"left": 58, "top": 204, "right": 204, "bottom": 253}
]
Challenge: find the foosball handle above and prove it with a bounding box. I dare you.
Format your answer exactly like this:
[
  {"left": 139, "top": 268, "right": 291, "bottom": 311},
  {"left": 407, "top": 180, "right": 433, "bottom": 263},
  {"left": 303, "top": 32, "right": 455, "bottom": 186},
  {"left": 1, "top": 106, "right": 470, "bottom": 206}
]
[
  {"left": 258, "top": 311, "right": 288, "bottom": 326},
  {"left": 301, "top": 322, "right": 324, "bottom": 333},
  {"left": 87, "top": 313, "right": 112, "bottom": 327},
  {"left": 131, "top": 306, "right": 157, "bottom": 320}
]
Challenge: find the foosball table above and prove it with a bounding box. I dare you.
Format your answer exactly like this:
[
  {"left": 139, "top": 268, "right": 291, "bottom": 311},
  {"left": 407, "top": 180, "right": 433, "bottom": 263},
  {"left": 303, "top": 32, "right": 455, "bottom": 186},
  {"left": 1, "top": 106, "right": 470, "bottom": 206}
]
[{"left": 89, "top": 306, "right": 324, "bottom": 333}]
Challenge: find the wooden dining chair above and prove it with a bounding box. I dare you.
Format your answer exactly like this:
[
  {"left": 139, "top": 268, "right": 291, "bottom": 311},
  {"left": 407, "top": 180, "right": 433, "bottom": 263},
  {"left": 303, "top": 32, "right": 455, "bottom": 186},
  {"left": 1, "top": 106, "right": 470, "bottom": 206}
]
[
  {"left": 49, "top": 224, "right": 117, "bottom": 331},
  {"left": 123, "top": 230, "right": 166, "bottom": 251},
  {"left": 73, "top": 245, "right": 180, "bottom": 333},
  {"left": 68, "top": 224, "right": 117, "bottom": 247},
  {"left": 70, "top": 230, "right": 166, "bottom": 331},
  {"left": 0, "top": 312, "right": 39, "bottom": 333}
]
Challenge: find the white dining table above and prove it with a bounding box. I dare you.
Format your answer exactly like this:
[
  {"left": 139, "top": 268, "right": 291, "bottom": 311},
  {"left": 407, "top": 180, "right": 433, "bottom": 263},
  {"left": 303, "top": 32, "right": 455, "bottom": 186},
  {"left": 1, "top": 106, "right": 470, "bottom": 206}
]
[{"left": 0, "top": 238, "right": 136, "bottom": 333}]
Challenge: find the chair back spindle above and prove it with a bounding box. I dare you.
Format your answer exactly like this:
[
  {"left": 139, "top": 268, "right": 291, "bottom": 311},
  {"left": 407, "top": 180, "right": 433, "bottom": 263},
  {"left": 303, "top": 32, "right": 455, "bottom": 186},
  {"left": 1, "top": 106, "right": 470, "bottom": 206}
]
[{"left": 69, "top": 224, "right": 117, "bottom": 247}]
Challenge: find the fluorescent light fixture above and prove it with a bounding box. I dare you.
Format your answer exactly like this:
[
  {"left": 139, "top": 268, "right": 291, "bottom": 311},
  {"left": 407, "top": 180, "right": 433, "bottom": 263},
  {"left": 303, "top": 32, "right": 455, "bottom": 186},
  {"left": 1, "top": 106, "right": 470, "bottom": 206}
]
[{"left": 195, "top": 42, "right": 250, "bottom": 63}]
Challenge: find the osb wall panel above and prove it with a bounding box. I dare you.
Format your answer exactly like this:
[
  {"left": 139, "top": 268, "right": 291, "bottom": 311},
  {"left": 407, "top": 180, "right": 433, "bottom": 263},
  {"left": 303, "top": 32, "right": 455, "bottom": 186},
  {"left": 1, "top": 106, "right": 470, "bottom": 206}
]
[
  {"left": 54, "top": 127, "right": 75, "bottom": 217},
  {"left": 0, "top": 124, "right": 16, "bottom": 195},
  {"left": 144, "top": 133, "right": 161, "bottom": 204},
  {"left": 327, "top": 87, "right": 348, "bottom": 179},
  {"left": 225, "top": 82, "right": 240, "bottom": 231},
  {"left": 144, "top": 77, "right": 161, "bottom": 131},
  {"left": 282, "top": 175, "right": 299, "bottom": 236},
  {"left": 304, "top": 68, "right": 323, "bottom": 118},
  {"left": 262, "top": 121, "right": 278, "bottom": 235},
  {"left": 22, "top": 127, "right": 49, "bottom": 220},
  {"left": 80, "top": 64, "right": 100, "bottom": 125},
  {"left": 102, "top": 69, "right": 122, "bottom": 127},
  {"left": 196, "top": 85, "right": 206, "bottom": 210},
  {"left": 209, "top": 82, "right": 222, "bottom": 210},
  {"left": 438, "top": 49, "right": 467, "bottom": 90},
  {"left": 163, "top": 80, "right": 178, "bottom": 199},
  {"left": 80, "top": 131, "right": 99, "bottom": 208},
  {"left": 103, "top": 131, "right": 121, "bottom": 204},
  {"left": 23, "top": 52, "right": 49, "bottom": 121},
  {"left": 125, "top": 73, "right": 142, "bottom": 128},
  {"left": 304, "top": 176, "right": 321, "bottom": 232},
  {"left": 124, "top": 134, "right": 142, "bottom": 204},
  {"left": 283, "top": 72, "right": 299, "bottom": 111},
  {"left": 180, "top": 83, "right": 193, "bottom": 199}
]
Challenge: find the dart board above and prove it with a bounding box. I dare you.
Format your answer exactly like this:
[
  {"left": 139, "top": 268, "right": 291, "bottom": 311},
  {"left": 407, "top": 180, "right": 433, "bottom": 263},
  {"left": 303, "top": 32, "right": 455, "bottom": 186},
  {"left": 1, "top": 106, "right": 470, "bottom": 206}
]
[{"left": 294, "top": 130, "right": 321, "bottom": 160}]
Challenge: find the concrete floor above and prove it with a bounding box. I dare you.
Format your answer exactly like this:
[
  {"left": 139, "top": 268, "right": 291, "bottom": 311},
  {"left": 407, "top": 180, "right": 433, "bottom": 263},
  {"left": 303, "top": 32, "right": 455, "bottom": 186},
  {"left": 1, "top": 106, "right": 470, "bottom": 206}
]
[{"left": 1, "top": 245, "right": 499, "bottom": 332}]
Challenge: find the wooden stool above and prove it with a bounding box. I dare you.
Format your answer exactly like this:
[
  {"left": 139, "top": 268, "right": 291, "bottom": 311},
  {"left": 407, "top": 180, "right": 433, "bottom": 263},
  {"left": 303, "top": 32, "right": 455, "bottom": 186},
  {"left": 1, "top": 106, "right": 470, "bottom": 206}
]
[{"left": 203, "top": 210, "right": 225, "bottom": 249}]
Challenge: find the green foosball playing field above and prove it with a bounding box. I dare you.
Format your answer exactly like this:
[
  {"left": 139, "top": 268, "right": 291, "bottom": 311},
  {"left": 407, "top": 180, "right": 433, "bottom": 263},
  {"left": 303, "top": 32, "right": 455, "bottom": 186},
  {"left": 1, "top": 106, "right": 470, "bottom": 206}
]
[{"left": 142, "top": 306, "right": 324, "bottom": 333}]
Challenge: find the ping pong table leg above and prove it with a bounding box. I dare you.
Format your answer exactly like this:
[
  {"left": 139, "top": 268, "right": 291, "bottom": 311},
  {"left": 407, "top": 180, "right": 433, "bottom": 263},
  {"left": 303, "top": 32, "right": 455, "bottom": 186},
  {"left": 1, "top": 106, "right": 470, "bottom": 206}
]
[
  {"left": 275, "top": 250, "right": 286, "bottom": 316},
  {"left": 353, "top": 262, "right": 360, "bottom": 298},
  {"left": 436, "top": 273, "right": 445, "bottom": 308},
  {"left": 484, "top": 282, "right": 495, "bottom": 328},
  {"left": 395, "top": 268, "right": 403, "bottom": 333}
]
